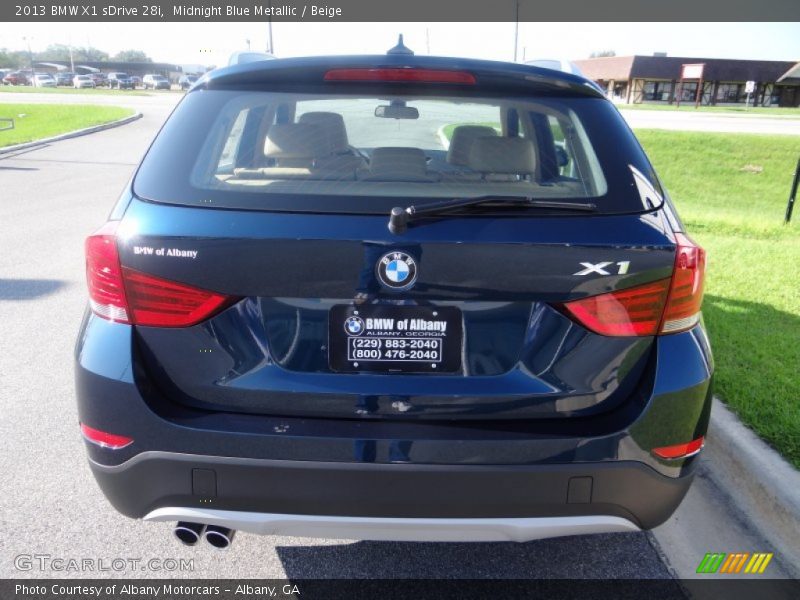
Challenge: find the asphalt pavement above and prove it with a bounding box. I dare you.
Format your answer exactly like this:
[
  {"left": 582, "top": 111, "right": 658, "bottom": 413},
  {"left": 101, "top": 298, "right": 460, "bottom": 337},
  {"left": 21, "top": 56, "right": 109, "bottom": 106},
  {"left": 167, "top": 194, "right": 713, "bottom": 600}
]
[{"left": 0, "top": 92, "right": 797, "bottom": 581}]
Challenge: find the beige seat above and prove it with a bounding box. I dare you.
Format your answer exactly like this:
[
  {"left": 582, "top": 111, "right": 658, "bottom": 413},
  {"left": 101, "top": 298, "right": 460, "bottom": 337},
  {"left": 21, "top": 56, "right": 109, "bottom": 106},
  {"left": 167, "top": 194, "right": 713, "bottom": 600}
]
[
  {"left": 263, "top": 120, "right": 366, "bottom": 173},
  {"left": 263, "top": 123, "right": 334, "bottom": 168},
  {"left": 358, "top": 147, "right": 439, "bottom": 182},
  {"left": 447, "top": 125, "right": 499, "bottom": 167},
  {"left": 298, "top": 112, "right": 350, "bottom": 153},
  {"left": 298, "top": 112, "right": 367, "bottom": 171},
  {"left": 467, "top": 137, "right": 537, "bottom": 181}
]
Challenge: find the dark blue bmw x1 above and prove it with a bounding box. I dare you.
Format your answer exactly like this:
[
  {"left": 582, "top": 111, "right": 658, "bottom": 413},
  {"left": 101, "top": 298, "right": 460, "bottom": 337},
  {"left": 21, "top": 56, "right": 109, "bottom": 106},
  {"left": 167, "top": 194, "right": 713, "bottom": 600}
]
[{"left": 76, "top": 47, "right": 712, "bottom": 548}]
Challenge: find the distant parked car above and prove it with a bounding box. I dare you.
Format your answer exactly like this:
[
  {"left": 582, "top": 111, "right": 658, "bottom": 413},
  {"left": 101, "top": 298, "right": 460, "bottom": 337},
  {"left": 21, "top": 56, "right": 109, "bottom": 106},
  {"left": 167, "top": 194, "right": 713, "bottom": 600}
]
[
  {"left": 88, "top": 72, "right": 107, "bottom": 87},
  {"left": 33, "top": 73, "right": 56, "bottom": 88},
  {"left": 179, "top": 74, "right": 198, "bottom": 90},
  {"left": 107, "top": 72, "right": 135, "bottom": 90},
  {"left": 0, "top": 69, "right": 12, "bottom": 84},
  {"left": 73, "top": 74, "right": 96, "bottom": 89},
  {"left": 3, "top": 70, "right": 32, "bottom": 86},
  {"left": 55, "top": 71, "right": 75, "bottom": 86},
  {"left": 130, "top": 75, "right": 142, "bottom": 89},
  {"left": 142, "top": 74, "right": 170, "bottom": 90}
]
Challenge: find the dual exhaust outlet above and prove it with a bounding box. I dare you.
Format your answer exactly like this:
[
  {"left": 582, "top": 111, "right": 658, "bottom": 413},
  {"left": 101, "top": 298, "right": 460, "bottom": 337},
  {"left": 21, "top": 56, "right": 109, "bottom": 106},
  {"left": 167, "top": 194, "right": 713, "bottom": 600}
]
[{"left": 174, "top": 522, "right": 235, "bottom": 549}]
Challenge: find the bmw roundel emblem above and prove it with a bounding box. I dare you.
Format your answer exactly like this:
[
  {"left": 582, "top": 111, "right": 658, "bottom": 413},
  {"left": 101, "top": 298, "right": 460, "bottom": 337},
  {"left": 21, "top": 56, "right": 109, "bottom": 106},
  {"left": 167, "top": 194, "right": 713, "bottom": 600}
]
[
  {"left": 344, "top": 316, "right": 365, "bottom": 335},
  {"left": 376, "top": 251, "right": 418, "bottom": 291}
]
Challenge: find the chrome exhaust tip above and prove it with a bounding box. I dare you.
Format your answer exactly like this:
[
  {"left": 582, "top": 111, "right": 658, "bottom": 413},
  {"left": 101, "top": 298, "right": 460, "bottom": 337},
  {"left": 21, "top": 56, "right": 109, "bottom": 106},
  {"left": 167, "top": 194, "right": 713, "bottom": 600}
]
[
  {"left": 204, "top": 525, "right": 235, "bottom": 549},
  {"left": 174, "top": 522, "right": 206, "bottom": 546}
]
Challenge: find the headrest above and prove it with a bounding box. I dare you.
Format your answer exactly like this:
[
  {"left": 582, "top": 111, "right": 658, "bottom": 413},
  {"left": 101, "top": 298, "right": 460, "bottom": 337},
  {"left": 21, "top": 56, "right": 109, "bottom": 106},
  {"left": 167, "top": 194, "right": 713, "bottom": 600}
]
[
  {"left": 467, "top": 137, "right": 536, "bottom": 175},
  {"left": 446, "top": 125, "right": 498, "bottom": 166},
  {"left": 264, "top": 123, "right": 333, "bottom": 159},
  {"left": 298, "top": 112, "right": 349, "bottom": 152},
  {"left": 360, "top": 147, "right": 437, "bottom": 182}
]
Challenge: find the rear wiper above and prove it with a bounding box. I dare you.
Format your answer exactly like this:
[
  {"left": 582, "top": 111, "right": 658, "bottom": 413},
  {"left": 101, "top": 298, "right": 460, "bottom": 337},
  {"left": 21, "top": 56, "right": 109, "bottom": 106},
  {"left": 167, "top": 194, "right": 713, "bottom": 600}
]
[{"left": 388, "top": 195, "right": 597, "bottom": 234}]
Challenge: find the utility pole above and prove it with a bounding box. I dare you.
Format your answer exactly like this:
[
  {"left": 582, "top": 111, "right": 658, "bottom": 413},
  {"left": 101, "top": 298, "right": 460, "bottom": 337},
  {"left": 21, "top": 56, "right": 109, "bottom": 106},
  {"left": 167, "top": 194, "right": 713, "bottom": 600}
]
[
  {"left": 513, "top": 1, "right": 520, "bottom": 62},
  {"left": 267, "top": 0, "right": 274, "bottom": 54},
  {"left": 23, "top": 36, "right": 34, "bottom": 85},
  {"left": 67, "top": 34, "right": 75, "bottom": 72}
]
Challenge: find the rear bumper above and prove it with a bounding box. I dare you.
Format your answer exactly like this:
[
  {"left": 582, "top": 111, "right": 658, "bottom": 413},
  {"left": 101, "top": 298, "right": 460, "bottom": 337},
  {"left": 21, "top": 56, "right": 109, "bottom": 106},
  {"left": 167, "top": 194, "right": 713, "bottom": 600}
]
[
  {"left": 76, "top": 312, "right": 712, "bottom": 537},
  {"left": 89, "top": 451, "right": 693, "bottom": 532},
  {"left": 145, "top": 508, "right": 639, "bottom": 543}
]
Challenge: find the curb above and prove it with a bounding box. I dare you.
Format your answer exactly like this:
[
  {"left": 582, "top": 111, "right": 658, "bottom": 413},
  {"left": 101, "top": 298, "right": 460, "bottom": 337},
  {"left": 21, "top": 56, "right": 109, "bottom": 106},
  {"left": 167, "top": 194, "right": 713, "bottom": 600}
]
[
  {"left": 0, "top": 112, "right": 142, "bottom": 156},
  {"left": 705, "top": 397, "right": 800, "bottom": 570}
]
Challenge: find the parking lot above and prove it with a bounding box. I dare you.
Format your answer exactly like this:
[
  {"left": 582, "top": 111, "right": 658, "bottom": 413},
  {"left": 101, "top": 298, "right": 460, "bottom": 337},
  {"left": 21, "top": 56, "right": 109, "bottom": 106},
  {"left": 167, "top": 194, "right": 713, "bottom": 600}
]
[{"left": 0, "top": 93, "right": 797, "bottom": 580}]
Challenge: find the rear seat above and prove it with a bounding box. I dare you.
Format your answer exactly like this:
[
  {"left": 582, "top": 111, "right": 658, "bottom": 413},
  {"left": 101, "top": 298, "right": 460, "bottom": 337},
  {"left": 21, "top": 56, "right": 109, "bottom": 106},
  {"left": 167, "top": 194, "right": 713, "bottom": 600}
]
[
  {"left": 298, "top": 111, "right": 351, "bottom": 153},
  {"left": 263, "top": 123, "right": 333, "bottom": 168},
  {"left": 297, "top": 111, "right": 366, "bottom": 171},
  {"left": 447, "top": 125, "right": 498, "bottom": 168},
  {"left": 233, "top": 122, "right": 360, "bottom": 180},
  {"left": 358, "top": 147, "right": 438, "bottom": 182},
  {"left": 467, "top": 137, "right": 537, "bottom": 181}
]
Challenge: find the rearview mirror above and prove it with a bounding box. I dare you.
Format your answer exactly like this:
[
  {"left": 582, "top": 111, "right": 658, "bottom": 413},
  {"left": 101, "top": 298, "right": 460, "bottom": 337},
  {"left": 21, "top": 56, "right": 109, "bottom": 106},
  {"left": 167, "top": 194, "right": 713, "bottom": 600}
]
[{"left": 375, "top": 105, "right": 419, "bottom": 119}]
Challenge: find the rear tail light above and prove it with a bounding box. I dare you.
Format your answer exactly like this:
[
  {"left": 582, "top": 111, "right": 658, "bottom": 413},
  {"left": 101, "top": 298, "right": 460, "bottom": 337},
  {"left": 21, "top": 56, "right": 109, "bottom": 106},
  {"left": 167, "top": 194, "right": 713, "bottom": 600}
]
[
  {"left": 121, "top": 267, "right": 233, "bottom": 327},
  {"left": 324, "top": 68, "right": 476, "bottom": 84},
  {"left": 86, "top": 221, "right": 129, "bottom": 322},
  {"left": 80, "top": 423, "right": 133, "bottom": 450},
  {"left": 85, "top": 223, "right": 236, "bottom": 327},
  {"left": 560, "top": 233, "right": 706, "bottom": 337},
  {"left": 660, "top": 233, "right": 706, "bottom": 333},
  {"left": 560, "top": 278, "right": 670, "bottom": 337},
  {"left": 652, "top": 436, "right": 705, "bottom": 460}
]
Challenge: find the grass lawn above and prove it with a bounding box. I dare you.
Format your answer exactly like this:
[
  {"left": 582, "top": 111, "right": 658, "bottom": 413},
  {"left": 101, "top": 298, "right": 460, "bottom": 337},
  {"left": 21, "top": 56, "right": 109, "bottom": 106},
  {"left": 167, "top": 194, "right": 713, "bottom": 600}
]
[
  {"left": 636, "top": 130, "right": 800, "bottom": 467},
  {"left": 621, "top": 104, "right": 800, "bottom": 117},
  {"left": 0, "top": 103, "right": 135, "bottom": 147},
  {"left": 0, "top": 85, "right": 152, "bottom": 97}
]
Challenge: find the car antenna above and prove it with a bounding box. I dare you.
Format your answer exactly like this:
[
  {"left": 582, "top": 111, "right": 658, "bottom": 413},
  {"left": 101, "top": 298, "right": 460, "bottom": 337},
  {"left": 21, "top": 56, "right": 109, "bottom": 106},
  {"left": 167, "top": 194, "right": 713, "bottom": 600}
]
[{"left": 387, "top": 34, "right": 414, "bottom": 55}]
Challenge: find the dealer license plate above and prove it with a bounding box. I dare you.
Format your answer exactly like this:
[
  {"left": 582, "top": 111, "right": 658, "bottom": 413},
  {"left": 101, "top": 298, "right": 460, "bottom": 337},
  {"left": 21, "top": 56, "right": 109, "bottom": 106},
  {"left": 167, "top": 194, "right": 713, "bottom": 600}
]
[{"left": 328, "top": 304, "right": 462, "bottom": 373}]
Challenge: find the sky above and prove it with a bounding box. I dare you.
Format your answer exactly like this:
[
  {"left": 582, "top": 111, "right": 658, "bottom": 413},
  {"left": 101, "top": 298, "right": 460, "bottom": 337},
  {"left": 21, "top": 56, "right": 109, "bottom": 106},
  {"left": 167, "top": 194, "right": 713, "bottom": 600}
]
[{"left": 1, "top": 22, "right": 798, "bottom": 68}]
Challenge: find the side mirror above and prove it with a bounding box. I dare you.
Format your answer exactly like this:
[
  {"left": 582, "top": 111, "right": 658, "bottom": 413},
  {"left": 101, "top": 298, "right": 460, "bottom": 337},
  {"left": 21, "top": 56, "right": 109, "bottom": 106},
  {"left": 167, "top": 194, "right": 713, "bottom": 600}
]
[{"left": 375, "top": 105, "right": 419, "bottom": 119}]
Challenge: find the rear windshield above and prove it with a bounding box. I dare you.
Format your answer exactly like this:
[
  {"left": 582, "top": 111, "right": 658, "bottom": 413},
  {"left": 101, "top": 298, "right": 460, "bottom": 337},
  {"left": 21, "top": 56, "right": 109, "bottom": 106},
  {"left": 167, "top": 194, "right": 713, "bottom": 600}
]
[{"left": 134, "top": 89, "right": 662, "bottom": 215}]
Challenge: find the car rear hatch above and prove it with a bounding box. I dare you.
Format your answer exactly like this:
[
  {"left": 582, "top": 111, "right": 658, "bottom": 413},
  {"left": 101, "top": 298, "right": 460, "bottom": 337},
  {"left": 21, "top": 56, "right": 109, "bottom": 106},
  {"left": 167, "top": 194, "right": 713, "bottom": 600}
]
[
  {"left": 88, "top": 57, "right": 702, "bottom": 421},
  {"left": 110, "top": 200, "right": 678, "bottom": 421}
]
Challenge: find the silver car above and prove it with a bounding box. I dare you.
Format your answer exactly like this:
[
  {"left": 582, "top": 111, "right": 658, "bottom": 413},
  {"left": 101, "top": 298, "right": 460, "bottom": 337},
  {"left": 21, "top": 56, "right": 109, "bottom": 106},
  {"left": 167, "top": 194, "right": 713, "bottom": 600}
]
[
  {"left": 33, "top": 73, "right": 56, "bottom": 88},
  {"left": 73, "top": 75, "right": 96, "bottom": 89}
]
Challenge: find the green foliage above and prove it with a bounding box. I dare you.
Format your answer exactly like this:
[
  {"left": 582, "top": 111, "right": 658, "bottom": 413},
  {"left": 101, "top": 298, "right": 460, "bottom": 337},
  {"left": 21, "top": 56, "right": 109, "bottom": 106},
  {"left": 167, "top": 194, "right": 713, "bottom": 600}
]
[
  {"left": 111, "top": 49, "right": 153, "bottom": 63},
  {"left": 0, "top": 103, "right": 134, "bottom": 147}
]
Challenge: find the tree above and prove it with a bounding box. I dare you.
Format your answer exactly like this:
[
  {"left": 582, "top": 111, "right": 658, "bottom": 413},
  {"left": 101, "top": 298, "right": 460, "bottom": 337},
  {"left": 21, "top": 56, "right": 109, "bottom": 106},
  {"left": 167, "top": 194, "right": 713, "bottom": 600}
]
[
  {"left": 0, "top": 48, "right": 31, "bottom": 68},
  {"left": 112, "top": 49, "right": 152, "bottom": 63},
  {"left": 33, "top": 44, "right": 109, "bottom": 63},
  {"left": 36, "top": 44, "right": 74, "bottom": 62},
  {"left": 75, "top": 46, "right": 110, "bottom": 62},
  {"left": 589, "top": 50, "right": 616, "bottom": 58}
]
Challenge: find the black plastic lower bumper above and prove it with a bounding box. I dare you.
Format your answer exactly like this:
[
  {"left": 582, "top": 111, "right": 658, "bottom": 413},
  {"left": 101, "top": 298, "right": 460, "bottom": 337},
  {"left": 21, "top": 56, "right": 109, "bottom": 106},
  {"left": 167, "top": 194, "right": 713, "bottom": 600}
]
[{"left": 89, "top": 451, "right": 693, "bottom": 530}]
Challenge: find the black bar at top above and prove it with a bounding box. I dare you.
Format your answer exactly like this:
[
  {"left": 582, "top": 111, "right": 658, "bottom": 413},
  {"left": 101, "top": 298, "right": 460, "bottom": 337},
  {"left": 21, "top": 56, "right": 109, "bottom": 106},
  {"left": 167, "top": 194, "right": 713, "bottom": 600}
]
[{"left": 3, "top": 0, "right": 800, "bottom": 22}]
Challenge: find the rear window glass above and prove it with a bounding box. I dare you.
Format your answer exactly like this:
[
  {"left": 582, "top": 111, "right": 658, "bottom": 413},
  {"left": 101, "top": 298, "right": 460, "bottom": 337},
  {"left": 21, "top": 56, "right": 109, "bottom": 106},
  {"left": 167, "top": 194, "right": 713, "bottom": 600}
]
[{"left": 134, "top": 89, "right": 661, "bottom": 215}]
